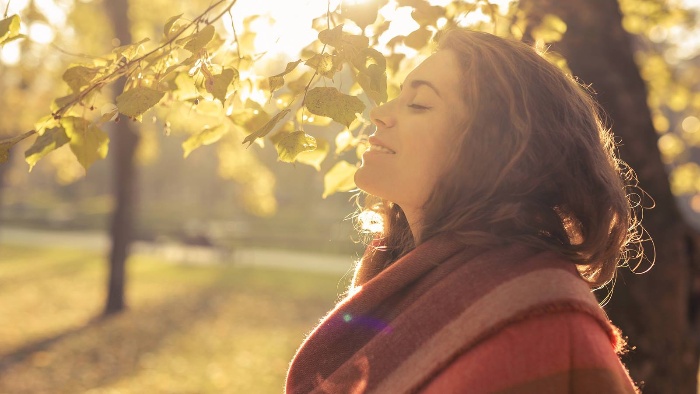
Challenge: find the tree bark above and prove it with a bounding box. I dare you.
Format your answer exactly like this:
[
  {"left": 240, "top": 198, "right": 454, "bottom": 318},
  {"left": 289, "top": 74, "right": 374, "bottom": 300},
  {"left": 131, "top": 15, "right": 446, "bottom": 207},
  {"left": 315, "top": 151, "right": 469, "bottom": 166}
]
[
  {"left": 520, "top": 0, "right": 700, "bottom": 392},
  {"left": 103, "top": 0, "right": 139, "bottom": 316},
  {"left": 0, "top": 148, "right": 9, "bottom": 230}
]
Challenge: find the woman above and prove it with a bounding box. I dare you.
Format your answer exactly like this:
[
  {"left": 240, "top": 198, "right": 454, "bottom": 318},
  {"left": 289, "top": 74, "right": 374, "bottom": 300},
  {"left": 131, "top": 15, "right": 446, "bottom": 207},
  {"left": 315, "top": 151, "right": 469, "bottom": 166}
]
[{"left": 286, "top": 29, "right": 642, "bottom": 393}]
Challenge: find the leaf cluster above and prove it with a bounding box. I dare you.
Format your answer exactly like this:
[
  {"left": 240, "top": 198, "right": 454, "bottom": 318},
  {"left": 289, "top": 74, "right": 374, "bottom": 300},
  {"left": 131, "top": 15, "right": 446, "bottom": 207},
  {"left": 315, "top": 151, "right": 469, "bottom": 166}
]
[{"left": 3, "top": 0, "right": 644, "bottom": 199}]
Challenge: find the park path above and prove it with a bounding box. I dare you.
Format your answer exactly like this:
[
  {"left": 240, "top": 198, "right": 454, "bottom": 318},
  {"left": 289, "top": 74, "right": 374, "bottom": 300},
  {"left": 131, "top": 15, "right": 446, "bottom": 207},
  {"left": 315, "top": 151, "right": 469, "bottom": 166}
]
[{"left": 0, "top": 227, "right": 356, "bottom": 275}]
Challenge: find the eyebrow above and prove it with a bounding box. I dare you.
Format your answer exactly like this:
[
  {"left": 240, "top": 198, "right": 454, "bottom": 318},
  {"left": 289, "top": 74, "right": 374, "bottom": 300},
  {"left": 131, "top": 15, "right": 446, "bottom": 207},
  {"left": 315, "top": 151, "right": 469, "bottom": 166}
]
[{"left": 400, "top": 79, "right": 442, "bottom": 97}]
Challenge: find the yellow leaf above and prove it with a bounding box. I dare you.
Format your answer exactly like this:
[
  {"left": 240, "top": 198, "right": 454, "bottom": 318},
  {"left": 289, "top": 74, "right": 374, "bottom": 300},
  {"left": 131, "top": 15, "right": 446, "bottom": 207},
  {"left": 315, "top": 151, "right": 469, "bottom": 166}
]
[
  {"left": 1, "top": 131, "right": 39, "bottom": 164},
  {"left": 62, "top": 117, "right": 109, "bottom": 170},
  {"left": 323, "top": 160, "right": 357, "bottom": 198},
  {"left": 180, "top": 25, "right": 215, "bottom": 53},
  {"left": 270, "top": 130, "right": 317, "bottom": 163},
  {"left": 305, "top": 87, "right": 365, "bottom": 128},
  {"left": 356, "top": 140, "right": 369, "bottom": 159},
  {"left": 335, "top": 129, "right": 354, "bottom": 155},
  {"left": 341, "top": 1, "right": 379, "bottom": 29},
  {"left": 113, "top": 38, "right": 150, "bottom": 61},
  {"left": 242, "top": 108, "right": 291, "bottom": 147},
  {"left": 205, "top": 68, "right": 237, "bottom": 104},
  {"left": 268, "top": 59, "right": 302, "bottom": 94},
  {"left": 164, "top": 13, "right": 184, "bottom": 37},
  {"left": 0, "top": 143, "right": 9, "bottom": 164},
  {"left": 297, "top": 137, "right": 329, "bottom": 171},
  {"left": 410, "top": 4, "right": 445, "bottom": 26},
  {"left": 0, "top": 14, "right": 22, "bottom": 46},
  {"left": 305, "top": 53, "right": 339, "bottom": 79},
  {"left": 319, "top": 25, "right": 344, "bottom": 47},
  {"left": 63, "top": 66, "right": 99, "bottom": 93},
  {"left": 25, "top": 127, "right": 70, "bottom": 171},
  {"left": 183, "top": 124, "right": 229, "bottom": 158},
  {"left": 531, "top": 14, "right": 567, "bottom": 43},
  {"left": 404, "top": 27, "right": 432, "bottom": 49},
  {"left": 116, "top": 86, "right": 165, "bottom": 118},
  {"left": 34, "top": 115, "right": 60, "bottom": 135},
  {"left": 352, "top": 49, "right": 388, "bottom": 104},
  {"left": 99, "top": 103, "right": 119, "bottom": 123},
  {"left": 318, "top": 25, "right": 369, "bottom": 56}
]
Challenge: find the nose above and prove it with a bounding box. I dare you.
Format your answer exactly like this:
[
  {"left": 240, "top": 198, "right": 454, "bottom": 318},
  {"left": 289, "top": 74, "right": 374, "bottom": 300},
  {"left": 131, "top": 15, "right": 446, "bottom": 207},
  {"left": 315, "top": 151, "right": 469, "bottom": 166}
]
[{"left": 370, "top": 100, "right": 396, "bottom": 129}]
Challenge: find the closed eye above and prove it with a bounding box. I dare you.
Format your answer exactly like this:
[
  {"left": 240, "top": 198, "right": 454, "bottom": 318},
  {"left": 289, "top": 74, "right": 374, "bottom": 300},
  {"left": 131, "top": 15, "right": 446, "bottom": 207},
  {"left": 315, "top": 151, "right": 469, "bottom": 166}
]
[{"left": 408, "top": 103, "right": 431, "bottom": 110}]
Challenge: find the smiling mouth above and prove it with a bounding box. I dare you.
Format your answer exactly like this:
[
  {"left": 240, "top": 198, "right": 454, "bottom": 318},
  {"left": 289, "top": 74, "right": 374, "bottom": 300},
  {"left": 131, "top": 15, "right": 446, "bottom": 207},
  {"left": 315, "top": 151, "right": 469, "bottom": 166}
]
[{"left": 369, "top": 144, "right": 396, "bottom": 154}]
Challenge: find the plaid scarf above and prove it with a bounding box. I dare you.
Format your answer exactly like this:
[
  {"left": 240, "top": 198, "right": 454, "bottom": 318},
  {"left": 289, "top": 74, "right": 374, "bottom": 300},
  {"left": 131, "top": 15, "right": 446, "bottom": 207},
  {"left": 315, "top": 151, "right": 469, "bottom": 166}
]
[{"left": 286, "top": 234, "right": 631, "bottom": 393}]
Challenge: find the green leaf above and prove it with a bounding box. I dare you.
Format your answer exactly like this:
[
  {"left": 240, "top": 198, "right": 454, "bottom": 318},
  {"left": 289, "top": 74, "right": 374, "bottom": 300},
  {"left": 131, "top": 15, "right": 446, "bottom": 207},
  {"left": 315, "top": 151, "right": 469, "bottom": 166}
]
[
  {"left": 0, "top": 14, "right": 21, "bottom": 46},
  {"left": 305, "top": 87, "right": 365, "bottom": 128},
  {"left": 182, "top": 124, "right": 229, "bottom": 158},
  {"left": 63, "top": 66, "right": 99, "bottom": 93},
  {"left": 270, "top": 130, "right": 317, "bottom": 163},
  {"left": 24, "top": 127, "right": 70, "bottom": 171},
  {"left": 61, "top": 117, "right": 109, "bottom": 170},
  {"left": 268, "top": 59, "right": 302, "bottom": 94},
  {"left": 205, "top": 68, "right": 237, "bottom": 104},
  {"left": 305, "top": 53, "right": 339, "bottom": 79},
  {"left": 242, "top": 108, "right": 291, "bottom": 147},
  {"left": 181, "top": 25, "right": 215, "bottom": 53},
  {"left": 116, "top": 86, "right": 165, "bottom": 118},
  {"left": 296, "top": 137, "right": 329, "bottom": 170},
  {"left": 164, "top": 13, "right": 184, "bottom": 37},
  {"left": 323, "top": 160, "right": 357, "bottom": 198}
]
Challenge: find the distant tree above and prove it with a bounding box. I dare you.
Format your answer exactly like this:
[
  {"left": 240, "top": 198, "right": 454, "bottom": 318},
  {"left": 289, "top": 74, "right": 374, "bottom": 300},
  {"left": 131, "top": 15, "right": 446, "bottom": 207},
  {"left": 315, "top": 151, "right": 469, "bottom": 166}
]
[
  {"left": 103, "top": 0, "right": 139, "bottom": 315},
  {"left": 519, "top": 0, "right": 700, "bottom": 391}
]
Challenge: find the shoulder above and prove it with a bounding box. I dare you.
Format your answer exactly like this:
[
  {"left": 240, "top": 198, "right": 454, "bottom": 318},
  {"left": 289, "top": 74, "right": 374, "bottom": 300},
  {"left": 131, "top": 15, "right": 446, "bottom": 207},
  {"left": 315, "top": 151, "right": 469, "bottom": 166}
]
[{"left": 421, "top": 311, "right": 639, "bottom": 394}]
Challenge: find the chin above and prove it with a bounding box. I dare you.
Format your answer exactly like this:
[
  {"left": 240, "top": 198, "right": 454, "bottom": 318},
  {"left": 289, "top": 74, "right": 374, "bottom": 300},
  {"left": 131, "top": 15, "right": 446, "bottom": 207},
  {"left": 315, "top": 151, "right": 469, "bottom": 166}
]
[{"left": 354, "top": 166, "right": 382, "bottom": 197}]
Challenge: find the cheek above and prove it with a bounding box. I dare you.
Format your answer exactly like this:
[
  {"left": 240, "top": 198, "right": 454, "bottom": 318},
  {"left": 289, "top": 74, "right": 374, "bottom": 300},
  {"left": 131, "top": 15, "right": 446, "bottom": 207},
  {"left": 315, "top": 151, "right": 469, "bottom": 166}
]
[{"left": 410, "top": 134, "right": 451, "bottom": 177}]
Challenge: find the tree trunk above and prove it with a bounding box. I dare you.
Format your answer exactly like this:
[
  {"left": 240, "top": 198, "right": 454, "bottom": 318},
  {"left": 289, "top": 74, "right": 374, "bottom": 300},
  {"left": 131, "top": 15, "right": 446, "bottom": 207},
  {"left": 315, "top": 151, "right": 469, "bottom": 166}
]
[
  {"left": 520, "top": 0, "right": 700, "bottom": 392},
  {"left": 0, "top": 148, "right": 9, "bottom": 230},
  {"left": 103, "top": 0, "right": 139, "bottom": 316}
]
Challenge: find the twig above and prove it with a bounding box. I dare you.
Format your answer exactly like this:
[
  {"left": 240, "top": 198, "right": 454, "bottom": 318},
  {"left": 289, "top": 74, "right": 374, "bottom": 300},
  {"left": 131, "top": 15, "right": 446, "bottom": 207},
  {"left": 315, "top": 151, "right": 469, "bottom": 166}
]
[
  {"left": 0, "top": 0, "right": 238, "bottom": 153},
  {"left": 227, "top": 9, "right": 242, "bottom": 60}
]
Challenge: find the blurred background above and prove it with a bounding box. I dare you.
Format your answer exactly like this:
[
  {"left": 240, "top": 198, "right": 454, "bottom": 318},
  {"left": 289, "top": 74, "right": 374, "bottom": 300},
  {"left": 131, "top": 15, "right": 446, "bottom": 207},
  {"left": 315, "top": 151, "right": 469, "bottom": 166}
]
[{"left": 1, "top": 0, "right": 699, "bottom": 392}]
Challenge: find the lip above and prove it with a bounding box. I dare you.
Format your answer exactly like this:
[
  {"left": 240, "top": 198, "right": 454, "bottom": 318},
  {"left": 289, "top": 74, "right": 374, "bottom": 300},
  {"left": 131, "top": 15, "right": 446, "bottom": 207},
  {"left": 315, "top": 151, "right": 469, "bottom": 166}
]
[{"left": 367, "top": 136, "right": 396, "bottom": 154}]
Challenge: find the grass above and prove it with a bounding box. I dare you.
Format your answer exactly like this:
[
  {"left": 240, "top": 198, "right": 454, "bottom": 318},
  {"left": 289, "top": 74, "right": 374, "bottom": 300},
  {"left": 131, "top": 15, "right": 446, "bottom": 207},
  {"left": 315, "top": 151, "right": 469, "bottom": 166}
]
[{"left": 0, "top": 244, "right": 350, "bottom": 393}]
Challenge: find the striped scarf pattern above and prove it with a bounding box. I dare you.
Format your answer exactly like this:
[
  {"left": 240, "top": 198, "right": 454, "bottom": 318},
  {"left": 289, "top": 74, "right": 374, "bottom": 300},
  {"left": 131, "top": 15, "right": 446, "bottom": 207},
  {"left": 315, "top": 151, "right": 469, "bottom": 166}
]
[{"left": 286, "top": 234, "right": 634, "bottom": 393}]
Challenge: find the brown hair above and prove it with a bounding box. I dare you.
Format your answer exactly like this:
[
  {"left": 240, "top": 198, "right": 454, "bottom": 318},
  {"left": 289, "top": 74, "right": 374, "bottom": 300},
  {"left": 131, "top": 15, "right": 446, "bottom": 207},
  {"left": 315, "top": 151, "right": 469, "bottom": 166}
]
[{"left": 354, "top": 29, "right": 645, "bottom": 289}]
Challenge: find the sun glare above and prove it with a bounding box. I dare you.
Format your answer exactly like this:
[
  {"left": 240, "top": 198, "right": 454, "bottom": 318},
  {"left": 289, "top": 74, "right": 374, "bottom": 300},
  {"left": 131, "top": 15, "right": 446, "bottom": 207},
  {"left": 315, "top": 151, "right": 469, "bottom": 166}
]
[
  {"left": 0, "top": 41, "right": 21, "bottom": 66},
  {"left": 29, "top": 22, "right": 55, "bottom": 44}
]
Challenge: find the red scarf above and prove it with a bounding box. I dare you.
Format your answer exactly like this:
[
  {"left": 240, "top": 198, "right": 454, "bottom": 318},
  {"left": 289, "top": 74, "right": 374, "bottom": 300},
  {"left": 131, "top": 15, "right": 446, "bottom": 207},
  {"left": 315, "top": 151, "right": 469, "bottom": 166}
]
[{"left": 286, "top": 234, "right": 627, "bottom": 393}]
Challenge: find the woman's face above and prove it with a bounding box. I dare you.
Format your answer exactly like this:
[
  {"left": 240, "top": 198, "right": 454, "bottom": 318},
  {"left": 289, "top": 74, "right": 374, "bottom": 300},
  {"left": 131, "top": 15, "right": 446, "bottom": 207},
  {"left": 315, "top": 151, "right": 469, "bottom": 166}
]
[{"left": 355, "top": 50, "right": 466, "bottom": 220}]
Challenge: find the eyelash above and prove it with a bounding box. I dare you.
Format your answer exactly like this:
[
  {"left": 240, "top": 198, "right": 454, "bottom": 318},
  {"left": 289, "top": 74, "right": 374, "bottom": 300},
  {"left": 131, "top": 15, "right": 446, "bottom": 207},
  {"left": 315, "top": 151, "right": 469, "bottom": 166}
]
[{"left": 408, "top": 103, "right": 430, "bottom": 111}]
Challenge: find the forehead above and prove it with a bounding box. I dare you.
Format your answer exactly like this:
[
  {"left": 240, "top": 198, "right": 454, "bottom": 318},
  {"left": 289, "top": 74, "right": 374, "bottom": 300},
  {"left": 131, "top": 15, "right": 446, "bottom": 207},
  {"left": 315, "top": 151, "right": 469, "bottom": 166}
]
[{"left": 404, "top": 50, "right": 463, "bottom": 98}]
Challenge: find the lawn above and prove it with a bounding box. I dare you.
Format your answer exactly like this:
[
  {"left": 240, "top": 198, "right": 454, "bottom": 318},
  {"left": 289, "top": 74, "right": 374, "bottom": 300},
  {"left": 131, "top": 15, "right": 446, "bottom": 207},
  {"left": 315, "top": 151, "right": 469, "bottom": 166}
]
[{"left": 0, "top": 244, "right": 350, "bottom": 393}]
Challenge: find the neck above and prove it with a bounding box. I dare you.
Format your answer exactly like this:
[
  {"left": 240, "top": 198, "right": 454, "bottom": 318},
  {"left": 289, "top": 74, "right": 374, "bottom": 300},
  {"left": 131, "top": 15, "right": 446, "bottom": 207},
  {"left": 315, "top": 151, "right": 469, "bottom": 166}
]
[{"left": 401, "top": 206, "right": 424, "bottom": 245}]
